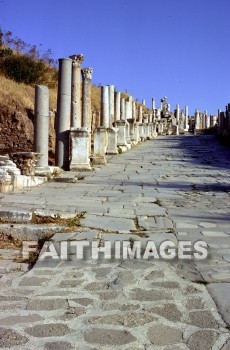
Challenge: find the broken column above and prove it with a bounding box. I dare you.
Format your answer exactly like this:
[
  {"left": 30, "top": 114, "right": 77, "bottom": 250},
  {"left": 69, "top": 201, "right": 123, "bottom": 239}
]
[
  {"left": 195, "top": 109, "right": 200, "bottom": 130},
  {"left": 92, "top": 85, "right": 108, "bottom": 164},
  {"left": 69, "top": 67, "right": 93, "bottom": 170},
  {"left": 132, "top": 101, "right": 139, "bottom": 144},
  {"left": 69, "top": 54, "right": 84, "bottom": 128},
  {"left": 127, "top": 97, "right": 138, "bottom": 146},
  {"left": 116, "top": 95, "right": 128, "bottom": 152},
  {"left": 148, "top": 113, "right": 154, "bottom": 138},
  {"left": 205, "top": 113, "right": 210, "bottom": 129},
  {"left": 106, "top": 85, "right": 118, "bottom": 154},
  {"left": 82, "top": 68, "right": 93, "bottom": 130},
  {"left": 143, "top": 113, "right": 149, "bottom": 139},
  {"left": 92, "top": 127, "right": 107, "bottom": 165},
  {"left": 184, "top": 105, "right": 189, "bottom": 131},
  {"left": 115, "top": 91, "right": 121, "bottom": 122},
  {"left": 34, "top": 85, "right": 49, "bottom": 171},
  {"left": 56, "top": 58, "right": 72, "bottom": 169},
  {"left": 176, "top": 104, "right": 180, "bottom": 124},
  {"left": 138, "top": 105, "right": 145, "bottom": 140},
  {"left": 101, "top": 85, "right": 110, "bottom": 128},
  {"left": 125, "top": 100, "right": 132, "bottom": 149}
]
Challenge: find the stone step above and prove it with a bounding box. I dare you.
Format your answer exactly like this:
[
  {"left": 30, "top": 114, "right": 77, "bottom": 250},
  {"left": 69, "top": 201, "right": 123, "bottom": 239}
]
[{"left": 0, "top": 223, "right": 67, "bottom": 241}]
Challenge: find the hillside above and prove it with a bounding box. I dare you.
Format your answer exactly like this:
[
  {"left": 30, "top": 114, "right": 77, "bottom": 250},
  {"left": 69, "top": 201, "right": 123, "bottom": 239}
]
[
  {"left": 0, "top": 75, "right": 57, "bottom": 161},
  {"left": 0, "top": 31, "right": 144, "bottom": 163}
]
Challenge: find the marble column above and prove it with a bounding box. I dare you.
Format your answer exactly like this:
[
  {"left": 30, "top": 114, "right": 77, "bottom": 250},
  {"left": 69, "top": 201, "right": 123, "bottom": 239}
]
[
  {"left": 184, "top": 105, "right": 189, "bottom": 131},
  {"left": 202, "top": 112, "right": 206, "bottom": 129},
  {"left": 108, "top": 85, "right": 115, "bottom": 127},
  {"left": 138, "top": 105, "right": 144, "bottom": 140},
  {"left": 125, "top": 101, "right": 132, "bottom": 148},
  {"left": 132, "top": 101, "right": 136, "bottom": 121},
  {"left": 142, "top": 99, "right": 146, "bottom": 106},
  {"left": 81, "top": 68, "right": 93, "bottom": 130},
  {"left": 143, "top": 114, "right": 149, "bottom": 139},
  {"left": 212, "top": 115, "right": 218, "bottom": 127},
  {"left": 121, "top": 98, "right": 126, "bottom": 120},
  {"left": 92, "top": 86, "right": 108, "bottom": 164},
  {"left": 115, "top": 91, "right": 121, "bottom": 122},
  {"left": 34, "top": 85, "right": 49, "bottom": 169},
  {"left": 132, "top": 101, "right": 139, "bottom": 143},
  {"left": 101, "top": 86, "right": 109, "bottom": 128},
  {"left": 69, "top": 54, "right": 84, "bottom": 128},
  {"left": 176, "top": 104, "right": 180, "bottom": 124},
  {"left": 205, "top": 113, "right": 210, "bottom": 129},
  {"left": 56, "top": 58, "right": 72, "bottom": 169},
  {"left": 148, "top": 113, "right": 153, "bottom": 138},
  {"left": 156, "top": 108, "right": 161, "bottom": 121},
  {"left": 195, "top": 109, "right": 200, "bottom": 130},
  {"left": 92, "top": 127, "right": 107, "bottom": 165},
  {"left": 152, "top": 98, "right": 155, "bottom": 110}
]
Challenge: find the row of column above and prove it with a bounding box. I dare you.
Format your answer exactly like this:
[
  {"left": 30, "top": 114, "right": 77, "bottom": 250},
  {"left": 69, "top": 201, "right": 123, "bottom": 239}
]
[
  {"left": 194, "top": 110, "right": 217, "bottom": 131},
  {"left": 218, "top": 104, "right": 230, "bottom": 136}
]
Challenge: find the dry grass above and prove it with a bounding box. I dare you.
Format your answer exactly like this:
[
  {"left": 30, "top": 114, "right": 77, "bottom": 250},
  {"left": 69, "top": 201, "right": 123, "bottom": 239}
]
[
  {"left": 0, "top": 75, "right": 57, "bottom": 112},
  {"left": 0, "top": 75, "right": 101, "bottom": 114}
]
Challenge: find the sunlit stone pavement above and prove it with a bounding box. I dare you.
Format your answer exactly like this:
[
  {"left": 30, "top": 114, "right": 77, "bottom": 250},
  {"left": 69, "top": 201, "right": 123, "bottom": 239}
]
[{"left": 0, "top": 134, "right": 229, "bottom": 349}]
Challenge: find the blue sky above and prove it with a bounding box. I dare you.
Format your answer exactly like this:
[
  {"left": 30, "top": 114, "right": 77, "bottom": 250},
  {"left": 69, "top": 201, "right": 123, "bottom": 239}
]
[{"left": 0, "top": 0, "right": 230, "bottom": 115}]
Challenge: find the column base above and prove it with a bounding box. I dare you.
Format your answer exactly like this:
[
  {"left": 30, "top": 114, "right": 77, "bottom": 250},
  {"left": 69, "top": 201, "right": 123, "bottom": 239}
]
[
  {"left": 92, "top": 127, "right": 107, "bottom": 165},
  {"left": 106, "top": 127, "right": 118, "bottom": 155},
  {"left": 118, "top": 145, "right": 128, "bottom": 153},
  {"left": 69, "top": 128, "right": 92, "bottom": 171},
  {"left": 116, "top": 120, "right": 129, "bottom": 151},
  {"left": 34, "top": 167, "right": 51, "bottom": 176}
]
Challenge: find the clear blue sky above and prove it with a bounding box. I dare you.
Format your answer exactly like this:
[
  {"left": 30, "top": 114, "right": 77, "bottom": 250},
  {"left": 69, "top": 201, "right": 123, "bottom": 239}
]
[{"left": 1, "top": 0, "right": 230, "bottom": 115}]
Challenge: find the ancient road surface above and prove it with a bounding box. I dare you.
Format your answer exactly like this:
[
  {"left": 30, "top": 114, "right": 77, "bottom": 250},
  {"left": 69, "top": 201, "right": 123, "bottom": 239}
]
[{"left": 0, "top": 134, "right": 229, "bottom": 349}]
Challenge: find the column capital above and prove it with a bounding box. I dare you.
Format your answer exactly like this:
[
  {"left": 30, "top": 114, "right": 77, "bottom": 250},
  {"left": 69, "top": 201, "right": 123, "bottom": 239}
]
[
  {"left": 69, "top": 54, "right": 84, "bottom": 67},
  {"left": 82, "top": 67, "right": 93, "bottom": 80}
]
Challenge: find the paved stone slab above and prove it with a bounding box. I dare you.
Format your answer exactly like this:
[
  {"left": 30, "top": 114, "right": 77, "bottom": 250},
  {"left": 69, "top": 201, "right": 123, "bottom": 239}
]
[
  {"left": 0, "top": 327, "right": 28, "bottom": 347},
  {"left": 84, "top": 328, "right": 136, "bottom": 345},
  {"left": 81, "top": 213, "right": 135, "bottom": 232},
  {"left": 147, "top": 324, "right": 183, "bottom": 346},
  {"left": 207, "top": 283, "right": 230, "bottom": 326}
]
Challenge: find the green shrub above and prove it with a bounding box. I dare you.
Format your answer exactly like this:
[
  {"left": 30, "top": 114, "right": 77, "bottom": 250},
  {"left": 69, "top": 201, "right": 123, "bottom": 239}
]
[
  {"left": 1, "top": 54, "right": 45, "bottom": 84},
  {"left": 0, "top": 47, "right": 13, "bottom": 58},
  {"left": 0, "top": 53, "right": 57, "bottom": 87}
]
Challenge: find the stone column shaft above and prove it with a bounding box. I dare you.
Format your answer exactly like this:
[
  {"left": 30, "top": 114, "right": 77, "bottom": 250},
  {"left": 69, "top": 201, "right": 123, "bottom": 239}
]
[
  {"left": 34, "top": 85, "right": 49, "bottom": 168},
  {"left": 69, "top": 54, "right": 84, "bottom": 128},
  {"left": 132, "top": 101, "right": 136, "bottom": 121},
  {"left": 152, "top": 98, "right": 155, "bottom": 110},
  {"left": 56, "top": 58, "right": 72, "bottom": 169},
  {"left": 108, "top": 85, "right": 115, "bottom": 127},
  {"left": 125, "top": 101, "right": 130, "bottom": 120},
  {"left": 121, "top": 98, "right": 126, "bottom": 120},
  {"left": 176, "top": 104, "right": 180, "bottom": 123},
  {"left": 138, "top": 106, "right": 143, "bottom": 123},
  {"left": 115, "top": 92, "right": 121, "bottom": 122},
  {"left": 81, "top": 68, "right": 93, "bottom": 130},
  {"left": 101, "top": 86, "right": 109, "bottom": 128}
]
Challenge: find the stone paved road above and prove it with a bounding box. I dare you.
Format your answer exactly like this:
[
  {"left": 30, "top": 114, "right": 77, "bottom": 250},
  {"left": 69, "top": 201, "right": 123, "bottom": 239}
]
[{"left": 0, "top": 134, "right": 229, "bottom": 349}]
